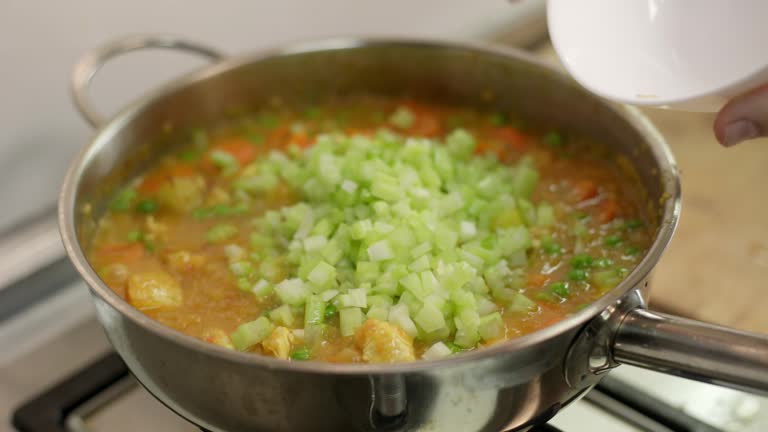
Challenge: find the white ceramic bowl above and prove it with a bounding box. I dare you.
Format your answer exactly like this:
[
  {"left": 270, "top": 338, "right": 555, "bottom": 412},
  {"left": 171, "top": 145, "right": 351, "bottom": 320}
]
[{"left": 547, "top": 0, "right": 768, "bottom": 112}]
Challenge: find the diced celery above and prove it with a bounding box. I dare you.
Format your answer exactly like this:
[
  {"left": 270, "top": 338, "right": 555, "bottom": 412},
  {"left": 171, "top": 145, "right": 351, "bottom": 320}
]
[
  {"left": 303, "top": 235, "right": 328, "bottom": 252},
  {"left": 370, "top": 174, "right": 401, "bottom": 202},
  {"left": 410, "top": 241, "right": 433, "bottom": 259},
  {"left": 320, "top": 289, "right": 340, "bottom": 302},
  {"left": 356, "top": 261, "right": 379, "bottom": 283},
  {"left": 351, "top": 219, "right": 373, "bottom": 240},
  {"left": 511, "top": 164, "right": 539, "bottom": 198},
  {"left": 389, "top": 106, "right": 415, "bottom": 129},
  {"left": 368, "top": 240, "right": 394, "bottom": 262},
  {"left": 537, "top": 203, "right": 556, "bottom": 226},
  {"left": 275, "top": 279, "right": 309, "bottom": 306},
  {"left": 229, "top": 261, "right": 254, "bottom": 277},
  {"left": 224, "top": 244, "right": 246, "bottom": 262},
  {"left": 367, "top": 294, "right": 394, "bottom": 307},
  {"left": 422, "top": 342, "right": 453, "bottom": 360},
  {"left": 414, "top": 303, "right": 447, "bottom": 333},
  {"left": 388, "top": 303, "right": 418, "bottom": 337},
  {"left": 505, "top": 292, "right": 537, "bottom": 313},
  {"left": 339, "top": 307, "right": 364, "bottom": 336},
  {"left": 367, "top": 304, "right": 390, "bottom": 321},
  {"left": 304, "top": 295, "right": 326, "bottom": 327},
  {"left": 497, "top": 227, "right": 532, "bottom": 255},
  {"left": 231, "top": 317, "right": 274, "bottom": 351},
  {"left": 459, "top": 220, "right": 477, "bottom": 241},
  {"left": 592, "top": 269, "right": 623, "bottom": 291},
  {"left": 478, "top": 312, "right": 504, "bottom": 341},
  {"left": 307, "top": 261, "right": 337, "bottom": 289},
  {"left": 251, "top": 279, "right": 273, "bottom": 298},
  {"left": 269, "top": 304, "right": 295, "bottom": 327},
  {"left": 446, "top": 129, "right": 476, "bottom": 158},
  {"left": 210, "top": 150, "right": 239, "bottom": 174},
  {"left": 338, "top": 287, "right": 367, "bottom": 308},
  {"left": 476, "top": 296, "right": 500, "bottom": 315},
  {"left": 408, "top": 255, "right": 431, "bottom": 272}
]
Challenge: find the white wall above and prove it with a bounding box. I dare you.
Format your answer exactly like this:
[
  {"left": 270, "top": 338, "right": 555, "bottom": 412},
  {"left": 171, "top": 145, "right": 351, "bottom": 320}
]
[{"left": 0, "top": 0, "right": 544, "bottom": 230}]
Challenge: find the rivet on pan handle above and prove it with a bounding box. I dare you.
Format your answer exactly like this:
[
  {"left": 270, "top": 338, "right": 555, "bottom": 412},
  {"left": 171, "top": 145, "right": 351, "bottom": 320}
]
[{"left": 70, "top": 34, "right": 225, "bottom": 129}]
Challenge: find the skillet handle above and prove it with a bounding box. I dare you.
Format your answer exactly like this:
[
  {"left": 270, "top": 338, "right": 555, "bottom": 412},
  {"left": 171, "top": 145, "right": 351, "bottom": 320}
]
[
  {"left": 612, "top": 308, "right": 768, "bottom": 395},
  {"left": 71, "top": 34, "right": 225, "bottom": 129}
]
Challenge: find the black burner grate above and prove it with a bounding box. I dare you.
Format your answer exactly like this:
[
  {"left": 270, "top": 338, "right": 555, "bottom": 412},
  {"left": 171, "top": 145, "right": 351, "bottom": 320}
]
[{"left": 12, "top": 352, "right": 722, "bottom": 432}]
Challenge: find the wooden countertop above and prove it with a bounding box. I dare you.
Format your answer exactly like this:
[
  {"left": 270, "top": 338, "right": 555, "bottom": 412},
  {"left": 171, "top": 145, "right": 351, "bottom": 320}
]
[{"left": 534, "top": 44, "right": 768, "bottom": 334}]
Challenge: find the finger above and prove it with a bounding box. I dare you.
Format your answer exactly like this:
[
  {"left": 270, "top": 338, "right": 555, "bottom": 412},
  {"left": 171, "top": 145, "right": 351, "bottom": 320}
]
[{"left": 714, "top": 84, "right": 768, "bottom": 147}]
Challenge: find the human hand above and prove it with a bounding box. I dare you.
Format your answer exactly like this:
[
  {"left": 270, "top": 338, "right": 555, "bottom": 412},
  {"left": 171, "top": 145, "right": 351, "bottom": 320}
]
[{"left": 714, "top": 85, "right": 768, "bottom": 147}]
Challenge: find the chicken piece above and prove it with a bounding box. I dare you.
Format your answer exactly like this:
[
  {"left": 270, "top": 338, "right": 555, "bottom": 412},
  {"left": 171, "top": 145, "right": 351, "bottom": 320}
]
[
  {"left": 262, "top": 326, "right": 295, "bottom": 360},
  {"left": 355, "top": 319, "right": 415, "bottom": 363},
  {"left": 127, "top": 271, "right": 183, "bottom": 310},
  {"left": 157, "top": 175, "right": 206, "bottom": 212},
  {"left": 202, "top": 328, "right": 234, "bottom": 350},
  {"left": 163, "top": 250, "right": 206, "bottom": 272}
]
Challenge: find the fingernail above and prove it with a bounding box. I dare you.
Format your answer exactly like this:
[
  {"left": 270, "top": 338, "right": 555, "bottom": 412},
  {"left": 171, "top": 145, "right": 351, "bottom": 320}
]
[{"left": 722, "top": 119, "right": 760, "bottom": 147}]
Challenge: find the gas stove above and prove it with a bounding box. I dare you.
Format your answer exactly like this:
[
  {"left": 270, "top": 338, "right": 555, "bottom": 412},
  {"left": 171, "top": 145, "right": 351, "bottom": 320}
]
[{"left": 1, "top": 226, "right": 766, "bottom": 432}]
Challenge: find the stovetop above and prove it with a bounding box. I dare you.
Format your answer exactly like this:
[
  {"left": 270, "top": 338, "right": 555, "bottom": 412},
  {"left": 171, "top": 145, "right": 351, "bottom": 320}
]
[{"left": 3, "top": 278, "right": 767, "bottom": 432}]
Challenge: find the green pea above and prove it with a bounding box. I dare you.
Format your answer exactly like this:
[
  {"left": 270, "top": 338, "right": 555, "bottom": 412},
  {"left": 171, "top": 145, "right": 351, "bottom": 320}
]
[
  {"left": 550, "top": 281, "right": 570, "bottom": 298},
  {"left": 110, "top": 188, "right": 137, "bottom": 212},
  {"left": 324, "top": 303, "right": 338, "bottom": 321},
  {"left": 542, "top": 241, "right": 563, "bottom": 255},
  {"left": 604, "top": 235, "right": 623, "bottom": 247},
  {"left": 136, "top": 199, "right": 158, "bottom": 214},
  {"left": 290, "top": 347, "right": 311, "bottom": 361},
  {"left": 568, "top": 269, "right": 588, "bottom": 282},
  {"left": 570, "top": 254, "right": 593, "bottom": 269}
]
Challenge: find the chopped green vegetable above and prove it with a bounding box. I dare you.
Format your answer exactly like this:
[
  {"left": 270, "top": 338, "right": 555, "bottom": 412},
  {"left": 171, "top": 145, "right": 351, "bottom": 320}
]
[
  {"left": 339, "top": 307, "right": 364, "bottom": 336},
  {"left": 592, "top": 269, "right": 623, "bottom": 291},
  {"left": 389, "top": 107, "right": 415, "bottom": 129},
  {"left": 550, "top": 281, "right": 570, "bottom": 298},
  {"left": 625, "top": 219, "right": 644, "bottom": 230},
  {"left": 127, "top": 230, "right": 143, "bottom": 242},
  {"left": 207, "top": 224, "right": 238, "bottom": 242},
  {"left": 594, "top": 257, "right": 614, "bottom": 268},
  {"left": 570, "top": 254, "right": 593, "bottom": 269},
  {"left": 323, "top": 303, "right": 338, "bottom": 321},
  {"left": 210, "top": 150, "right": 239, "bottom": 174},
  {"left": 231, "top": 317, "right": 274, "bottom": 351},
  {"left": 269, "top": 304, "right": 295, "bottom": 327},
  {"left": 304, "top": 295, "right": 326, "bottom": 327},
  {"left": 543, "top": 131, "right": 563, "bottom": 147},
  {"left": 542, "top": 240, "right": 563, "bottom": 255},
  {"left": 192, "top": 204, "right": 248, "bottom": 219},
  {"left": 290, "top": 347, "right": 311, "bottom": 360},
  {"left": 110, "top": 188, "right": 137, "bottom": 211},
  {"left": 136, "top": 199, "right": 158, "bottom": 214},
  {"left": 489, "top": 113, "right": 507, "bottom": 126},
  {"left": 568, "top": 269, "right": 588, "bottom": 282},
  {"left": 604, "top": 235, "right": 623, "bottom": 247},
  {"left": 624, "top": 246, "right": 641, "bottom": 256},
  {"left": 179, "top": 150, "right": 200, "bottom": 161}
]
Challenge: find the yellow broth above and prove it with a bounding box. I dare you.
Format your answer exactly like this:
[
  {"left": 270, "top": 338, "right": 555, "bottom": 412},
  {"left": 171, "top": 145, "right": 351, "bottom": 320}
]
[{"left": 88, "top": 97, "right": 652, "bottom": 363}]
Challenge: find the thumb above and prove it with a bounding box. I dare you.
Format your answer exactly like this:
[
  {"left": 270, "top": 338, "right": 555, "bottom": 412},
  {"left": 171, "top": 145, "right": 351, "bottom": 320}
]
[{"left": 714, "top": 84, "right": 768, "bottom": 147}]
